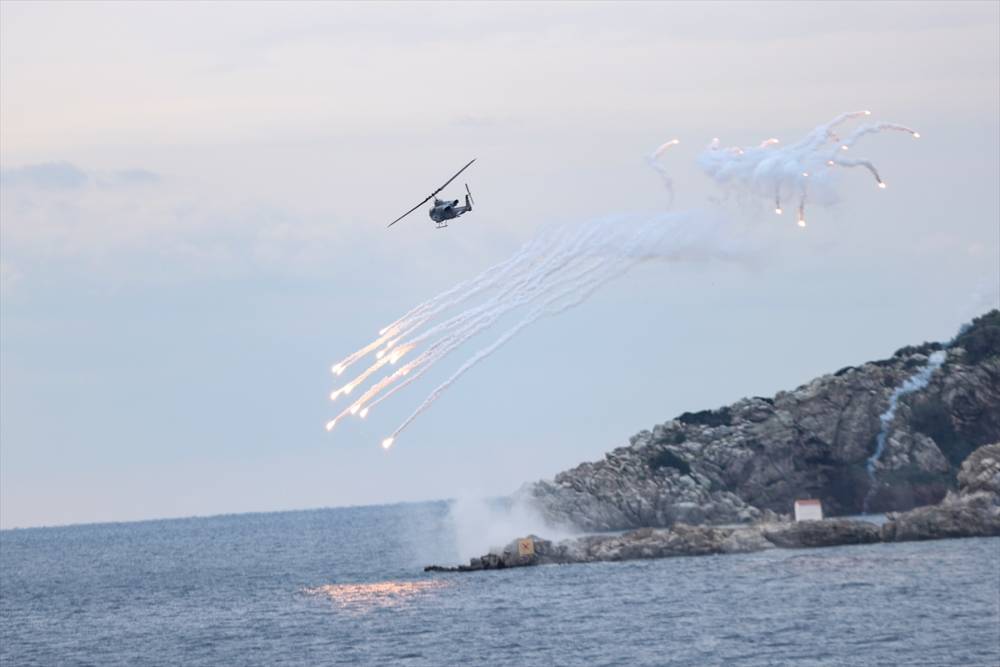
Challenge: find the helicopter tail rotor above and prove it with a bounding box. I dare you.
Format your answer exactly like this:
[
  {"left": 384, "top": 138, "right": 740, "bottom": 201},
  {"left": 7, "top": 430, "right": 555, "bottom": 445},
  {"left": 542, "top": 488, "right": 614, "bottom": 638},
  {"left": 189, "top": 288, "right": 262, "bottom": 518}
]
[{"left": 465, "top": 183, "right": 475, "bottom": 207}]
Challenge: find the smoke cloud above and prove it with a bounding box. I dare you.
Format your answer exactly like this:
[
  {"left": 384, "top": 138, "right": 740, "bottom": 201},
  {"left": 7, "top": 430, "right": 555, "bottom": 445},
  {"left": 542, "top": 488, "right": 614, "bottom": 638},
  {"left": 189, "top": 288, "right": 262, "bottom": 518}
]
[
  {"left": 695, "top": 111, "right": 918, "bottom": 226},
  {"left": 446, "top": 494, "right": 576, "bottom": 561}
]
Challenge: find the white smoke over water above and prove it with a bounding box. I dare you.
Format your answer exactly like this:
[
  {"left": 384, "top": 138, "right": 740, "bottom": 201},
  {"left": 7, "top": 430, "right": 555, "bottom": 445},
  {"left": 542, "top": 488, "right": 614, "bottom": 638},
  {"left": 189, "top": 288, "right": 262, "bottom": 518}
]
[
  {"left": 326, "top": 112, "right": 919, "bottom": 450},
  {"left": 446, "top": 495, "right": 576, "bottom": 562},
  {"left": 863, "top": 350, "right": 947, "bottom": 513}
]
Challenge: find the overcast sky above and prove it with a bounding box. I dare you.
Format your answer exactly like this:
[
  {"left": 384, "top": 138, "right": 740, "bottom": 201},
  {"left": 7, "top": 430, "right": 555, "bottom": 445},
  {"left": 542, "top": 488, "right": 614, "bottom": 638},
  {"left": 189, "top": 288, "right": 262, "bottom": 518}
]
[{"left": 2, "top": 1, "right": 997, "bottom": 528}]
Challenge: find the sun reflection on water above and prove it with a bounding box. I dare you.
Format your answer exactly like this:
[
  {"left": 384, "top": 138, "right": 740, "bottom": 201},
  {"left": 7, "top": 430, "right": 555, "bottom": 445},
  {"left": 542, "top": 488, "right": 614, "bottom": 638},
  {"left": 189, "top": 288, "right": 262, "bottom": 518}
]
[{"left": 303, "top": 579, "right": 449, "bottom": 611}]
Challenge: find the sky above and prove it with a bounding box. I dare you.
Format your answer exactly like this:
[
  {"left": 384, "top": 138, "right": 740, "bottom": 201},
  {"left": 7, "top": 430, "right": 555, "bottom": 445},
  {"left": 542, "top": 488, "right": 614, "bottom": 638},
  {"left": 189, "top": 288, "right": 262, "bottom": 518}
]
[{"left": 1, "top": 1, "right": 997, "bottom": 529}]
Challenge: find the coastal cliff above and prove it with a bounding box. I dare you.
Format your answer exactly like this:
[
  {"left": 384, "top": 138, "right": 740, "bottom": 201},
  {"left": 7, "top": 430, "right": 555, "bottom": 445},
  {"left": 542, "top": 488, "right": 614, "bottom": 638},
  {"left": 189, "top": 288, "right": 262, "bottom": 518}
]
[
  {"left": 425, "top": 310, "right": 1000, "bottom": 573},
  {"left": 522, "top": 310, "right": 1000, "bottom": 531},
  {"left": 428, "top": 442, "right": 1000, "bottom": 572}
]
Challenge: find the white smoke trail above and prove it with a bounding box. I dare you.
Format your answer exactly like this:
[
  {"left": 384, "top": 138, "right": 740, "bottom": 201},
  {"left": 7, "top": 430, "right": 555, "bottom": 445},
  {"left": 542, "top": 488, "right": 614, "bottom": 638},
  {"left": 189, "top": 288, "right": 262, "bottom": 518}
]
[
  {"left": 385, "top": 256, "right": 629, "bottom": 445},
  {"left": 372, "top": 225, "right": 593, "bottom": 360},
  {"left": 329, "top": 227, "right": 614, "bottom": 423},
  {"left": 333, "top": 236, "right": 550, "bottom": 376},
  {"left": 327, "top": 112, "right": 919, "bottom": 448},
  {"left": 840, "top": 122, "right": 920, "bottom": 149},
  {"left": 364, "top": 255, "right": 608, "bottom": 417},
  {"left": 863, "top": 350, "right": 947, "bottom": 512},
  {"left": 648, "top": 138, "right": 680, "bottom": 207},
  {"left": 830, "top": 157, "right": 885, "bottom": 188}
]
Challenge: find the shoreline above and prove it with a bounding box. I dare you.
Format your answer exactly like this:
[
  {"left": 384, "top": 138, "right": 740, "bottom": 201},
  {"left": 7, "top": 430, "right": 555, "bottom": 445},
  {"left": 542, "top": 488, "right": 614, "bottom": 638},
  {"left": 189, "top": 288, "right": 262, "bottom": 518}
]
[{"left": 427, "top": 443, "right": 1000, "bottom": 573}]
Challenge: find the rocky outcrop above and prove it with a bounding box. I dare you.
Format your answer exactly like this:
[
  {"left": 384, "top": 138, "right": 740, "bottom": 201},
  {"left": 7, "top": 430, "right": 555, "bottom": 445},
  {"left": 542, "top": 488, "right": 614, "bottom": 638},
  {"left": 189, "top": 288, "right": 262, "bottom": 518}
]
[
  {"left": 424, "top": 519, "right": 885, "bottom": 572},
  {"left": 426, "top": 446, "right": 1000, "bottom": 573},
  {"left": 523, "top": 311, "right": 1000, "bottom": 531},
  {"left": 757, "top": 518, "right": 883, "bottom": 548},
  {"left": 881, "top": 442, "right": 1000, "bottom": 541}
]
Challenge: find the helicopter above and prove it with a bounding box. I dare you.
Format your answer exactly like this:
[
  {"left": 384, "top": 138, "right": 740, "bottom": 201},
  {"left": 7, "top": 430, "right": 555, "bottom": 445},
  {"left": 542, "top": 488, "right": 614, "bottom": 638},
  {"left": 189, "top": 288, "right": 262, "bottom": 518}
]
[{"left": 387, "top": 159, "right": 476, "bottom": 229}]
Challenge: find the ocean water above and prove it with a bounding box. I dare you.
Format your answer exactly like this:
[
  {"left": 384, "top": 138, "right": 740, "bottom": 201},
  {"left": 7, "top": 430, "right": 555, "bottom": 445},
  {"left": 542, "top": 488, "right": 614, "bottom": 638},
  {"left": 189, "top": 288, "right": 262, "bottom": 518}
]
[{"left": 2, "top": 502, "right": 998, "bottom": 666}]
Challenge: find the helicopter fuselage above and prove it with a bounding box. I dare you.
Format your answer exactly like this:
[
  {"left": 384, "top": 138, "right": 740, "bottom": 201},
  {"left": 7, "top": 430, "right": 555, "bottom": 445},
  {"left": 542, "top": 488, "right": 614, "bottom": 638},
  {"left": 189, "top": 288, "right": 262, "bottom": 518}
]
[{"left": 429, "top": 196, "right": 471, "bottom": 226}]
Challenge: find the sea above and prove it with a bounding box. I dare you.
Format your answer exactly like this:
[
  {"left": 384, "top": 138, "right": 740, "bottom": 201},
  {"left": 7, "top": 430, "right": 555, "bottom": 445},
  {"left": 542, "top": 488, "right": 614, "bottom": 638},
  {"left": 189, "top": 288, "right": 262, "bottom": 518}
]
[{"left": 1, "top": 502, "right": 998, "bottom": 666}]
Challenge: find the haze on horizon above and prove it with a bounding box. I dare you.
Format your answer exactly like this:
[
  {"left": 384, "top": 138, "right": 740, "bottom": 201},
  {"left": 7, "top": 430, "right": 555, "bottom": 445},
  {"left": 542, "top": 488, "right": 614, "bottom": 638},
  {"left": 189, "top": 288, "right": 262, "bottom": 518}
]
[{"left": 1, "top": 1, "right": 997, "bottom": 529}]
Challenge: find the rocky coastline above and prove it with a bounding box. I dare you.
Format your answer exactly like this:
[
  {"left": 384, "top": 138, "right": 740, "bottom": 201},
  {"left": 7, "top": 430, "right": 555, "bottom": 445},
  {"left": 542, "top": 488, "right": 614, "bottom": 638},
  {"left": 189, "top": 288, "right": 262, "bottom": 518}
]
[
  {"left": 522, "top": 312, "right": 1000, "bottom": 532},
  {"left": 427, "top": 443, "right": 1000, "bottom": 573},
  {"left": 426, "top": 311, "right": 1000, "bottom": 573}
]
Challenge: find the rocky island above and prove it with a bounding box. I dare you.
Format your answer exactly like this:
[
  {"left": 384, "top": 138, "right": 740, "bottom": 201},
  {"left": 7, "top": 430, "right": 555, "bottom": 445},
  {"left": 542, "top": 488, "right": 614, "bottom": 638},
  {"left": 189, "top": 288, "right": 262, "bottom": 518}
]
[
  {"left": 427, "top": 310, "right": 1000, "bottom": 572},
  {"left": 428, "top": 441, "right": 1000, "bottom": 572}
]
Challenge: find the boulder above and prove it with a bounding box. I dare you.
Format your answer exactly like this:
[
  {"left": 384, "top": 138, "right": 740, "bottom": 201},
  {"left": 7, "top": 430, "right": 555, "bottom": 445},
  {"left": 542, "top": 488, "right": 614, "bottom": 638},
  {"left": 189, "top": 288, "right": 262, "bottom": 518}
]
[
  {"left": 759, "top": 518, "right": 881, "bottom": 548},
  {"left": 882, "top": 442, "right": 1000, "bottom": 542}
]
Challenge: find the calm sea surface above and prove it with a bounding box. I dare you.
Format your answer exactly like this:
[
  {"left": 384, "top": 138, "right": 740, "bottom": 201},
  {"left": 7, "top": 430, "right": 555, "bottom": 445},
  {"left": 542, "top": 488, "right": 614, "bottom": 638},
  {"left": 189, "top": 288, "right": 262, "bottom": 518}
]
[{"left": 2, "top": 502, "right": 998, "bottom": 666}]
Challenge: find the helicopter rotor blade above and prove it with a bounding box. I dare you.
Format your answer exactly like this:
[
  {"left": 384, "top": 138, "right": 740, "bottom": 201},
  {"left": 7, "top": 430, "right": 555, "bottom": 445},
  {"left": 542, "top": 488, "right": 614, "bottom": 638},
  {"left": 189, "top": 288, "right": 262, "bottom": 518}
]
[
  {"left": 431, "top": 159, "right": 475, "bottom": 199},
  {"left": 387, "top": 193, "right": 435, "bottom": 228},
  {"left": 465, "top": 183, "right": 474, "bottom": 206}
]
